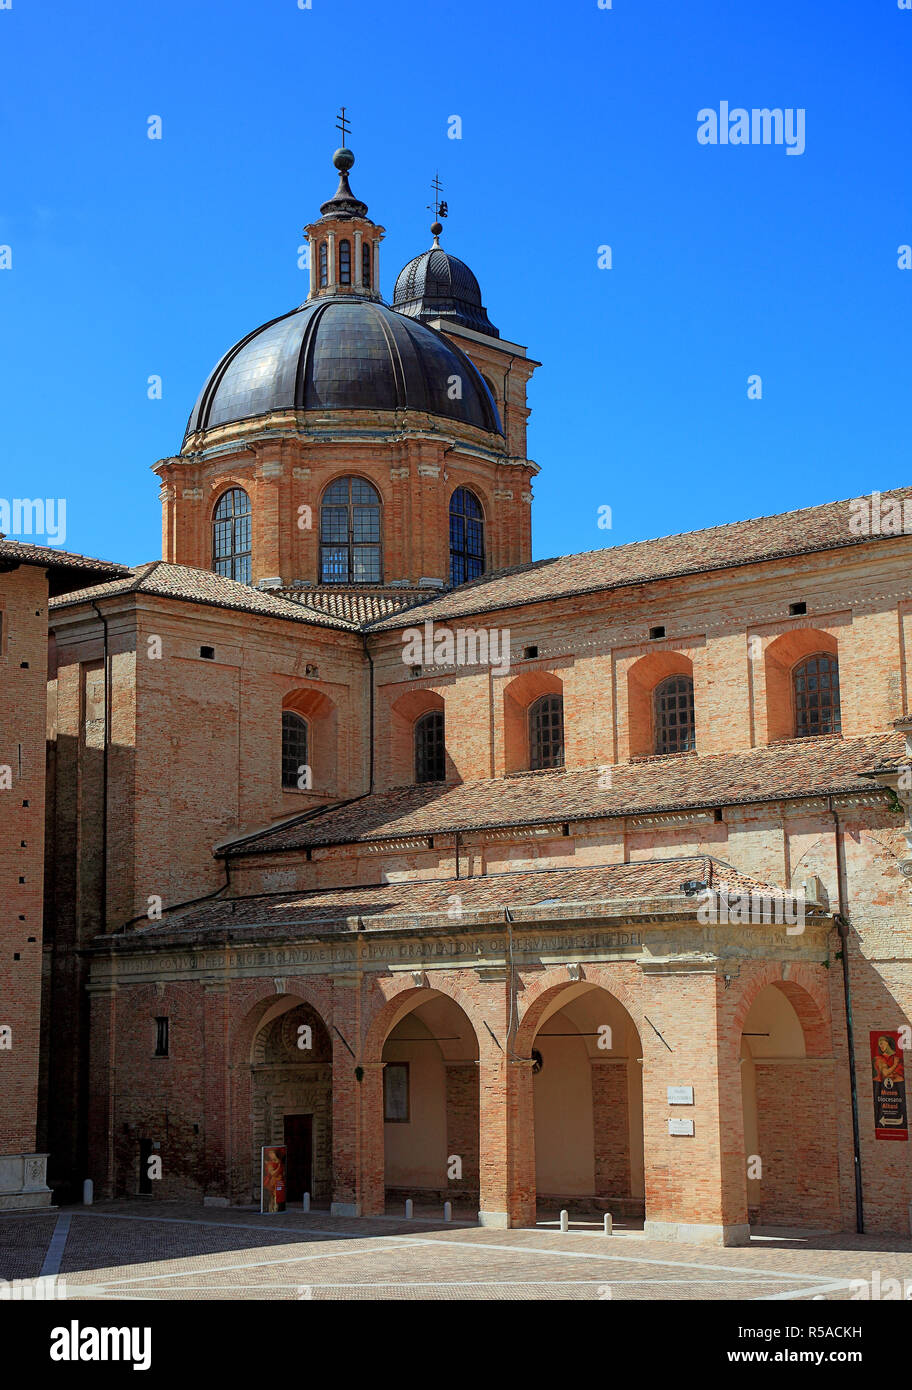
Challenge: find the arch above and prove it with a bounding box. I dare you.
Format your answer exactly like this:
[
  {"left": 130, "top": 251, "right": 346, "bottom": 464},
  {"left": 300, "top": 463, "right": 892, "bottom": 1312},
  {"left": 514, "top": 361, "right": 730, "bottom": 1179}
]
[
  {"left": 626, "top": 650, "right": 695, "bottom": 759},
  {"left": 763, "top": 628, "right": 840, "bottom": 743},
  {"left": 319, "top": 475, "right": 382, "bottom": 584},
  {"left": 449, "top": 486, "right": 485, "bottom": 586},
  {"left": 387, "top": 688, "right": 451, "bottom": 789},
  {"left": 282, "top": 688, "right": 337, "bottom": 795},
  {"left": 502, "top": 669, "right": 563, "bottom": 774},
  {"left": 212, "top": 486, "right": 252, "bottom": 585}
]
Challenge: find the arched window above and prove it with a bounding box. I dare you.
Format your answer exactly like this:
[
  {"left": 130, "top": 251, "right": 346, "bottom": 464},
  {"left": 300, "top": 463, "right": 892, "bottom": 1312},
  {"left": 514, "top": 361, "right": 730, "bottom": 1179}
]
[
  {"left": 529, "top": 694, "right": 564, "bottom": 770},
  {"left": 212, "top": 487, "right": 252, "bottom": 585},
  {"left": 653, "top": 675, "right": 696, "bottom": 755},
  {"left": 282, "top": 711, "right": 309, "bottom": 789},
  {"left": 319, "top": 241, "right": 328, "bottom": 288},
  {"left": 339, "top": 239, "right": 351, "bottom": 285},
  {"left": 414, "top": 710, "right": 445, "bottom": 784},
  {"left": 449, "top": 488, "right": 485, "bottom": 586},
  {"left": 362, "top": 243, "right": 372, "bottom": 288},
  {"left": 793, "top": 653, "right": 841, "bottom": 737},
  {"left": 320, "top": 476, "right": 382, "bottom": 584}
]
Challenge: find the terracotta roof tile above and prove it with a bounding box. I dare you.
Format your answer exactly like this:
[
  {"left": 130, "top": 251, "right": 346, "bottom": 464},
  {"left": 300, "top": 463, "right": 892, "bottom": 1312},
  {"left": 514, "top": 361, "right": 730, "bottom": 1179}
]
[{"left": 222, "top": 730, "right": 903, "bottom": 857}]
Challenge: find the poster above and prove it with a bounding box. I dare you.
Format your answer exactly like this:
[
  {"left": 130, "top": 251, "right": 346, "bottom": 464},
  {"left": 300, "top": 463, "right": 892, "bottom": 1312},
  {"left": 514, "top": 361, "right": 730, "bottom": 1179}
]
[
  {"left": 870, "top": 1031, "right": 908, "bottom": 1141},
  {"left": 261, "top": 1144, "right": 288, "bottom": 1212}
]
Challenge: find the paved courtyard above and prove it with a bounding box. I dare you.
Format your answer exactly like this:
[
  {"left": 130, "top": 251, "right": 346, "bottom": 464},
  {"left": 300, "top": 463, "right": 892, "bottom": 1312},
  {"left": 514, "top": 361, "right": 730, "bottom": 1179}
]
[{"left": 2, "top": 1203, "right": 912, "bottom": 1300}]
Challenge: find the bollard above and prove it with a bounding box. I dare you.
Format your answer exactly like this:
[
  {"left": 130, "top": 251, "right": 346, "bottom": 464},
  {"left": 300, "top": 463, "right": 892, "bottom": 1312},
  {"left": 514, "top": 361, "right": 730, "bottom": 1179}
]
[
  {"left": 83, "top": 1179, "right": 94, "bottom": 1206},
  {"left": 405, "top": 1198, "right": 413, "bottom": 1219},
  {"left": 603, "top": 1212, "right": 613, "bottom": 1235},
  {"left": 302, "top": 1192, "right": 310, "bottom": 1213},
  {"left": 559, "top": 1209, "right": 569, "bottom": 1233},
  {"left": 443, "top": 1201, "right": 452, "bottom": 1222}
]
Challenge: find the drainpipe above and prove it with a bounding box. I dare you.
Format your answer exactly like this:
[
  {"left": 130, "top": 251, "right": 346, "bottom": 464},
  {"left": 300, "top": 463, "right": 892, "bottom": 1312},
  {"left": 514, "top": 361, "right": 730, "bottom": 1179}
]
[
  {"left": 90, "top": 602, "right": 110, "bottom": 930},
  {"left": 829, "top": 795, "right": 864, "bottom": 1234}
]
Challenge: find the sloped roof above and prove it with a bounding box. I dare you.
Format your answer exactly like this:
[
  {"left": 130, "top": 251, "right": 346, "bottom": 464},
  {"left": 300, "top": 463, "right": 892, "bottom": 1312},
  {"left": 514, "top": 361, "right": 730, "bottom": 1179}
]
[
  {"left": 220, "top": 730, "right": 904, "bottom": 858},
  {"left": 123, "top": 855, "right": 792, "bottom": 942},
  {"left": 367, "top": 485, "right": 912, "bottom": 630},
  {"left": 0, "top": 539, "right": 129, "bottom": 596},
  {"left": 48, "top": 560, "right": 359, "bottom": 631}
]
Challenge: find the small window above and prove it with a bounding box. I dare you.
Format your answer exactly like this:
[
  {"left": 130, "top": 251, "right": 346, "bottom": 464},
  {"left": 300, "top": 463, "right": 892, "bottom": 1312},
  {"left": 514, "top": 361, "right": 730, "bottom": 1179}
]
[
  {"left": 793, "top": 653, "right": 841, "bottom": 737},
  {"left": 384, "top": 1062, "right": 410, "bottom": 1122},
  {"left": 654, "top": 675, "right": 696, "bottom": 755},
  {"left": 649, "top": 626, "right": 666, "bottom": 640},
  {"left": 339, "top": 239, "right": 351, "bottom": 285},
  {"left": 529, "top": 694, "right": 564, "bottom": 771},
  {"left": 212, "top": 487, "right": 252, "bottom": 586},
  {"left": 200, "top": 646, "right": 215, "bottom": 660},
  {"left": 415, "top": 710, "right": 446, "bottom": 784},
  {"left": 319, "top": 242, "right": 328, "bottom": 288},
  {"left": 449, "top": 487, "right": 485, "bottom": 586},
  {"left": 362, "top": 243, "right": 371, "bottom": 288},
  {"left": 789, "top": 601, "right": 807, "bottom": 616},
  {"left": 154, "top": 1017, "right": 169, "bottom": 1057},
  {"left": 524, "top": 645, "right": 539, "bottom": 660},
  {"left": 282, "top": 711, "right": 309, "bottom": 789}
]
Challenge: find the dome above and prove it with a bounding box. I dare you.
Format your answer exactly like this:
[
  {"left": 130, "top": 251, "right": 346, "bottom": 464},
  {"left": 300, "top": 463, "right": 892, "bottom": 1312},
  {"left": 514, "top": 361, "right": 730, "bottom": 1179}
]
[
  {"left": 184, "top": 295, "right": 503, "bottom": 442},
  {"left": 392, "top": 248, "right": 500, "bottom": 337}
]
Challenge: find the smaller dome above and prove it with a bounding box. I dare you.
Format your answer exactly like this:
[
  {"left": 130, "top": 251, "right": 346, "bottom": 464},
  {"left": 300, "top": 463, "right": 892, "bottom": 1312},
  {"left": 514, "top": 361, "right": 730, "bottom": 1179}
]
[{"left": 393, "top": 247, "right": 499, "bottom": 337}]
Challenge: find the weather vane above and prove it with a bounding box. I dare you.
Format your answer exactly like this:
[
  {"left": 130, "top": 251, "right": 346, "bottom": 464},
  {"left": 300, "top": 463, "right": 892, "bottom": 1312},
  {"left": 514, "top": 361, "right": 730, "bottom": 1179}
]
[
  {"left": 428, "top": 173, "right": 448, "bottom": 222},
  {"left": 336, "top": 106, "right": 350, "bottom": 146}
]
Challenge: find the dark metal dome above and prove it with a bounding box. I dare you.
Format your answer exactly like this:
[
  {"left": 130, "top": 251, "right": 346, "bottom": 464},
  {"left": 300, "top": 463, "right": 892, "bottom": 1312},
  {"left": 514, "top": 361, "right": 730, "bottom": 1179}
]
[
  {"left": 392, "top": 248, "right": 500, "bottom": 337},
  {"left": 184, "top": 296, "right": 503, "bottom": 441}
]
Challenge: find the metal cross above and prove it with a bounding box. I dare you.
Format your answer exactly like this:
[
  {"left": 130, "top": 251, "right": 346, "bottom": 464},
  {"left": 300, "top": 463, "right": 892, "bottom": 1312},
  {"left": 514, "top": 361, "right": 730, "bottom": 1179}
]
[
  {"left": 336, "top": 106, "right": 350, "bottom": 145},
  {"left": 428, "top": 173, "right": 447, "bottom": 219}
]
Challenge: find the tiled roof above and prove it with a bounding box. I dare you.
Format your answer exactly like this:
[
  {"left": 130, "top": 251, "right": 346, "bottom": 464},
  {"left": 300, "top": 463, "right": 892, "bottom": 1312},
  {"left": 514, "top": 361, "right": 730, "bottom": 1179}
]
[
  {"left": 367, "top": 485, "right": 912, "bottom": 630},
  {"left": 0, "top": 540, "right": 129, "bottom": 595},
  {"left": 124, "top": 855, "right": 790, "bottom": 941},
  {"left": 274, "top": 586, "right": 430, "bottom": 624},
  {"left": 49, "top": 561, "right": 358, "bottom": 631},
  {"left": 221, "top": 730, "right": 904, "bottom": 857}
]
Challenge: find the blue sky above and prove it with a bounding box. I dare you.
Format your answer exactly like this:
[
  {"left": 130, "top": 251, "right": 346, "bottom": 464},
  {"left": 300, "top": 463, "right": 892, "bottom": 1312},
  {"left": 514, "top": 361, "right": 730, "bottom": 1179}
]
[{"left": 0, "top": 0, "right": 908, "bottom": 566}]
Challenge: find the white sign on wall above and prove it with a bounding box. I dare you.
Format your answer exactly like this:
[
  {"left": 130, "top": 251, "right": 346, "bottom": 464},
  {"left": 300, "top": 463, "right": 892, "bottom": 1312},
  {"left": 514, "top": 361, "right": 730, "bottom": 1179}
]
[
  {"left": 668, "top": 1118, "right": 695, "bottom": 1137},
  {"left": 667, "top": 1086, "right": 694, "bottom": 1105}
]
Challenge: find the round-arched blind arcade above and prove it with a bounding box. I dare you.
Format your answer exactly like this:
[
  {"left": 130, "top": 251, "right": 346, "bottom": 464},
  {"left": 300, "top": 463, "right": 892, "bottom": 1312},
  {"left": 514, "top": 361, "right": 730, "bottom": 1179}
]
[
  {"left": 320, "top": 477, "right": 382, "bottom": 584},
  {"left": 449, "top": 487, "right": 485, "bottom": 586},
  {"left": 212, "top": 487, "right": 252, "bottom": 585}
]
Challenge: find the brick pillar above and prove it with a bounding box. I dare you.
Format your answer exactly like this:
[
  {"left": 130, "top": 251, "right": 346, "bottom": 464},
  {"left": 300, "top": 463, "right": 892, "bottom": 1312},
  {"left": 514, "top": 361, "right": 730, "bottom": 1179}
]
[
  {"left": 330, "top": 978, "right": 365, "bottom": 1215},
  {"left": 254, "top": 460, "right": 283, "bottom": 582},
  {"left": 641, "top": 966, "right": 750, "bottom": 1245},
  {"left": 444, "top": 1060, "right": 479, "bottom": 1202},
  {"left": 86, "top": 983, "right": 118, "bottom": 1200},
  {"left": 202, "top": 982, "right": 230, "bottom": 1197},
  {"left": 355, "top": 1062, "right": 385, "bottom": 1217},
  {"left": 505, "top": 1057, "right": 536, "bottom": 1226},
  {"left": 592, "top": 1058, "right": 631, "bottom": 1197}
]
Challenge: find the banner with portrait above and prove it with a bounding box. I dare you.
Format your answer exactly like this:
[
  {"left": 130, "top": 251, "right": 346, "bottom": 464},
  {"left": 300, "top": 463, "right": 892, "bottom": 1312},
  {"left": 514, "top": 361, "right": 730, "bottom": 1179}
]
[
  {"left": 261, "top": 1144, "right": 288, "bottom": 1212},
  {"left": 870, "top": 1031, "right": 908, "bottom": 1141}
]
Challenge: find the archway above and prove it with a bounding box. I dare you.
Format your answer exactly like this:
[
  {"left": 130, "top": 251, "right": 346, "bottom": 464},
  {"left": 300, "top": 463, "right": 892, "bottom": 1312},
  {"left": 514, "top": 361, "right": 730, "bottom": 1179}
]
[
  {"left": 521, "top": 982, "right": 644, "bottom": 1223},
  {"left": 249, "top": 997, "right": 333, "bottom": 1206},
  {"left": 739, "top": 979, "right": 841, "bottom": 1230},
  {"left": 379, "top": 990, "right": 480, "bottom": 1214}
]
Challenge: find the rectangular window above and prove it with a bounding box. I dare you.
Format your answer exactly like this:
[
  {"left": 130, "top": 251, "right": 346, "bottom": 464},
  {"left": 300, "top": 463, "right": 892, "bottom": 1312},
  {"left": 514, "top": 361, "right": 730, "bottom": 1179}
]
[
  {"left": 154, "top": 1017, "right": 169, "bottom": 1057},
  {"left": 384, "top": 1062, "right": 409, "bottom": 1122}
]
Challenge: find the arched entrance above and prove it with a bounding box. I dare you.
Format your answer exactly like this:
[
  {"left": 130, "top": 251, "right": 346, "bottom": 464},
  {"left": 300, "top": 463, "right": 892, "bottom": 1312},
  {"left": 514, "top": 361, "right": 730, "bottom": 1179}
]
[
  {"left": 522, "top": 982, "right": 644, "bottom": 1223},
  {"left": 250, "top": 997, "right": 333, "bottom": 1206},
  {"left": 740, "top": 980, "right": 841, "bottom": 1230},
  {"left": 379, "top": 990, "right": 480, "bottom": 1213}
]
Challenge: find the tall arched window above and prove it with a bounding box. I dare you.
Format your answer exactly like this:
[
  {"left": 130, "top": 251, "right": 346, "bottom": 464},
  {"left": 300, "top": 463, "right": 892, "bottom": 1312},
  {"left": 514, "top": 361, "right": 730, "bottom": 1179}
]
[
  {"left": 449, "top": 488, "right": 485, "bottom": 586},
  {"left": 320, "top": 476, "right": 382, "bottom": 584},
  {"left": 339, "top": 239, "right": 351, "bottom": 285},
  {"left": 653, "top": 675, "right": 696, "bottom": 754},
  {"left": 415, "top": 710, "right": 445, "bottom": 784},
  {"left": 212, "top": 487, "right": 252, "bottom": 585},
  {"left": 319, "top": 242, "right": 328, "bottom": 288},
  {"left": 793, "top": 653, "right": 841, "bottom": 737},
  {"left": 529, "top": 694, "right": 564, "bottom": 770},
  {"left": 362, "top": 243, "right": 372, "bottom": 288},
  {"left": 282, "top": 711, "right": 309, "bottom": 789}
]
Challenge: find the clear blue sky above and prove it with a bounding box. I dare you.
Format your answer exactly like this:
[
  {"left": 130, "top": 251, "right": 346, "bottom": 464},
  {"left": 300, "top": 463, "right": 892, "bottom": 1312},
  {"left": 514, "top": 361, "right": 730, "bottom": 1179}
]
[{"left": 0, "top": 0, "right": 908, "bottom": 566}]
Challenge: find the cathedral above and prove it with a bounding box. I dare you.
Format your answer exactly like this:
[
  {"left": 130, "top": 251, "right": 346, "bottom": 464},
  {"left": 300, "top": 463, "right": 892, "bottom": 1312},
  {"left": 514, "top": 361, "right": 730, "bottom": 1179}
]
[{"left": 2, "top": 139, "right": 911, "bottom": 1245}]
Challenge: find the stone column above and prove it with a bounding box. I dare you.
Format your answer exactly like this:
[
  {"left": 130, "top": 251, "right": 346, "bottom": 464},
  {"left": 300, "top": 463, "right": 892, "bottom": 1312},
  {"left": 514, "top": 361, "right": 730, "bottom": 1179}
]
[
  {"left": 327, "top": 232, "right": 337, "bottom": 289},
  {"left": 354, "top": 229, "right": 362, "bottom": 288}
]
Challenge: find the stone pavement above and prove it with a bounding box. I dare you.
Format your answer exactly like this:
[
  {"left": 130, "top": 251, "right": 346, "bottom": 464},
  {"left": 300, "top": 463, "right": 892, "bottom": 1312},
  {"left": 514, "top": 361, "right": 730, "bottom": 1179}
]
[{"left": 2, "top": 1202, "right": 911, "bottom": 1300}]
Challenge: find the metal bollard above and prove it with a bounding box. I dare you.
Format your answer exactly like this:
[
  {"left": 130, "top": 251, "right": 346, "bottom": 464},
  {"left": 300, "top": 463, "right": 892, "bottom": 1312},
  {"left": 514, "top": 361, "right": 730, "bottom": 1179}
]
[
  {"left": 559, "top": 1209, "right": 569, "bottom": 1233},
  {"left": 83, "top": 1179, "right": 94, "bottom": 1206},
  {"left": 405, "top": 1198, "right": 413, "bottom": 1219},
  {"left": 443, "top": 1201, "right": 452, "bottom": 1222},
  {"left": 302, "top": 1192, "right": 310, "bottom": 1212},
  {"left": 603, "top": 1212, "right": 613, "bottom": 1235}
]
